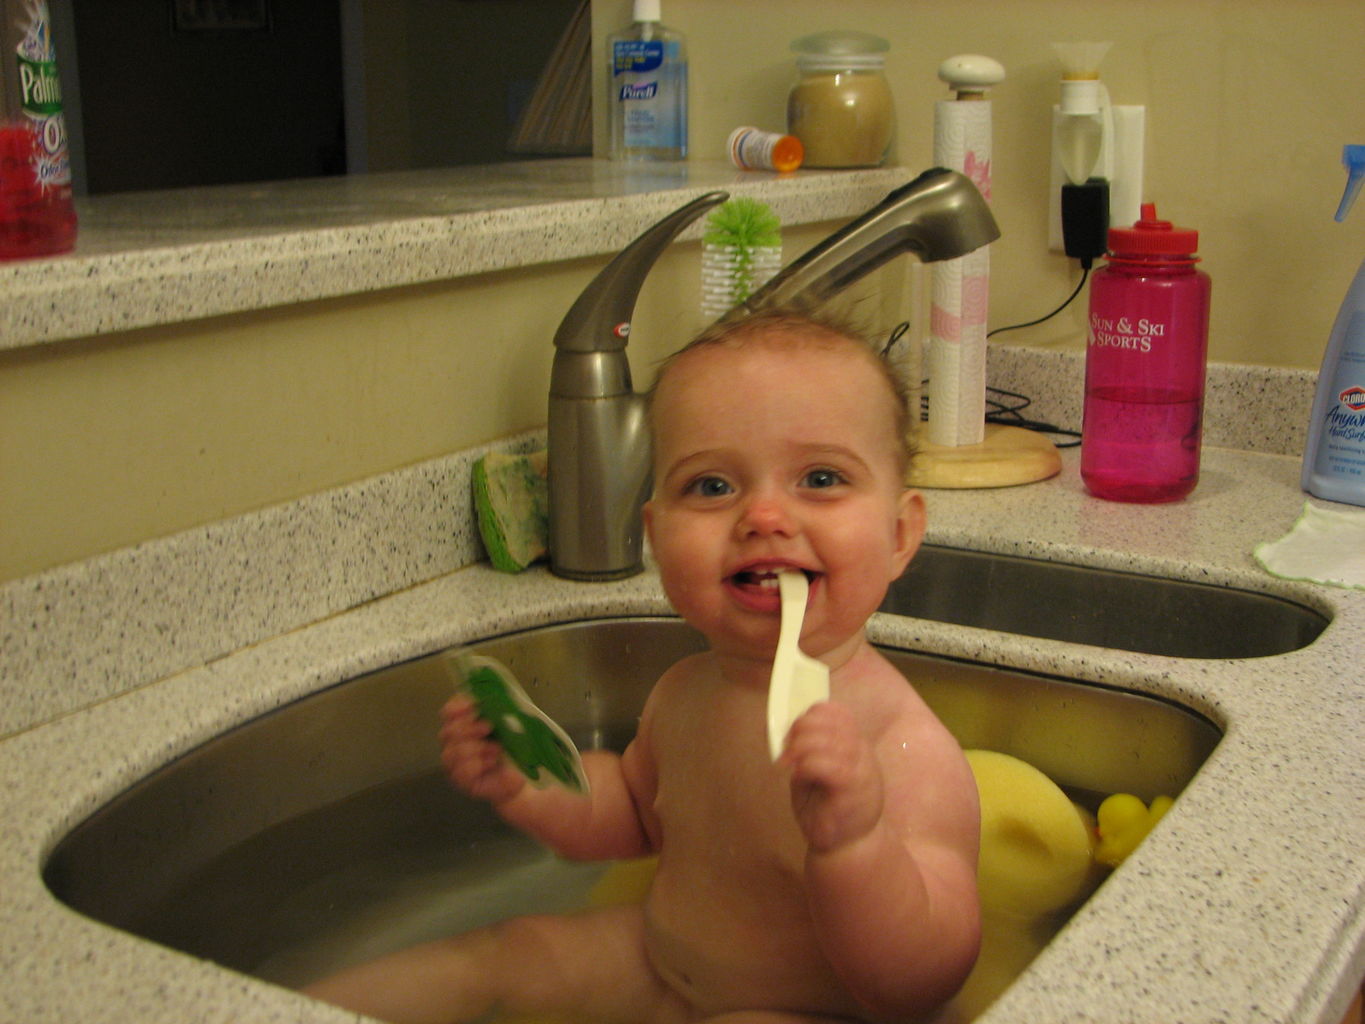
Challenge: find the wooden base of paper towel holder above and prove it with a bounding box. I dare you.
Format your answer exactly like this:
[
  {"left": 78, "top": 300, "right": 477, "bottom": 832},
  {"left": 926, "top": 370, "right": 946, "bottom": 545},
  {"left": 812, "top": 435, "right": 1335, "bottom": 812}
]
[{"left": 906, "top": 423, "right": 1062, "bottom": 489}]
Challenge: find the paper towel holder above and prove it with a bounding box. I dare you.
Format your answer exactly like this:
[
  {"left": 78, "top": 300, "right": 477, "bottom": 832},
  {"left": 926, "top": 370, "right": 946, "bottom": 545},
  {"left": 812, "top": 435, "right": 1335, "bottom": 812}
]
[{"left": 911, "top": 52, "right": 1064, "bottom": 490}]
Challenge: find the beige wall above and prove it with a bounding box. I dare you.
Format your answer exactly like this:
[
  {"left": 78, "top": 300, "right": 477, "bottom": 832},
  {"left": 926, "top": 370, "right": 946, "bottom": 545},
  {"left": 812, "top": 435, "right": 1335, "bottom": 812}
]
[
  {"left": 595, "top": 0, "right": 1365, "bottom": 366},
  {"left": 0, "top": 223, "right": 849, "bottom": 582}
]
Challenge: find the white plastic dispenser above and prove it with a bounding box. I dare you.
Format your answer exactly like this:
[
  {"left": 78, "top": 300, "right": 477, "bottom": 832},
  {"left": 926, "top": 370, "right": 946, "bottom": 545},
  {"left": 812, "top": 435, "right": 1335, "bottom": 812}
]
[
  {"left": 1046, "top": 42, "right": 1145, "bottom": 252},
  {"left": 1052, "top": 41, "right": 1109, "bottom": 185},
  {"left": 1301, "top": 145, "right": 1365, "bottom": 507}
]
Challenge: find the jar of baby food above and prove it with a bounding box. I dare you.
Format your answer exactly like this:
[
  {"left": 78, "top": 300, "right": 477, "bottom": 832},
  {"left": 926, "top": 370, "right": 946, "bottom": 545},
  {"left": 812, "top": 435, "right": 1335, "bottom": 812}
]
[{"left": 786, "top": 30, "right": 895, "bottom": 169}]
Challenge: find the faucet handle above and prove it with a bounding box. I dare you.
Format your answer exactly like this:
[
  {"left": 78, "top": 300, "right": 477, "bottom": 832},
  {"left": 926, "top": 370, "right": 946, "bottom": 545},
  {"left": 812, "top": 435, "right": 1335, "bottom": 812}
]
[{"left": 552, "top": 191, "right": 729, "bottom": 354}]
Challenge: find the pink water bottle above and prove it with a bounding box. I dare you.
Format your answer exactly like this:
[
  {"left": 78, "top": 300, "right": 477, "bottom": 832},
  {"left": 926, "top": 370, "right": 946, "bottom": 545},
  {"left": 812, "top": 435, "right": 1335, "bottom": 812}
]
[{"left": 1081, "top": 203, "right": 1211, "bottom": 502}]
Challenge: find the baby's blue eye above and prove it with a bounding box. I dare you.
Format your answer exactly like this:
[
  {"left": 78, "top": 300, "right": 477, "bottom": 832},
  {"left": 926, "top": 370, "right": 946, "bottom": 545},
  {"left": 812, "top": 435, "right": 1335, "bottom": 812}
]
[
  {"left": 803, "top": 468, "right": 844, "bottom": 489},
  {"left": 689, "top": 476, "right": 732, "bottom": 497}
]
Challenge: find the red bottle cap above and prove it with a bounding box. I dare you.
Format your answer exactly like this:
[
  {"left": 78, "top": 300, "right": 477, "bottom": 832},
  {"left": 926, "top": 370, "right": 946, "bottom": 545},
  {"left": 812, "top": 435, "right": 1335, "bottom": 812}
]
[{"left": 1107, "top": 202, "right": 1199, "bottom": 257}]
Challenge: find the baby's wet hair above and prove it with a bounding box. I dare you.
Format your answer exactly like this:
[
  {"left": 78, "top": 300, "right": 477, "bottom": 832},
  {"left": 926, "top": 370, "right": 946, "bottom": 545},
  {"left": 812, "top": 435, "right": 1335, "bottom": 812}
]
[{"left": 649, "top": 306, "right": 915, "bottom": 473}]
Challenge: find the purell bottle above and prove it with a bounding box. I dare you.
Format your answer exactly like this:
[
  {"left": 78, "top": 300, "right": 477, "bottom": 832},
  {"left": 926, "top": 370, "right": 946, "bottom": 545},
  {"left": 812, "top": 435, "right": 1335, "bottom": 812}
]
[
  {"left": 0, "top": 0, "right": 76, "bottom": 259},
  {"left": 608, "top": 0, "right": 687, "bottom": 161}
]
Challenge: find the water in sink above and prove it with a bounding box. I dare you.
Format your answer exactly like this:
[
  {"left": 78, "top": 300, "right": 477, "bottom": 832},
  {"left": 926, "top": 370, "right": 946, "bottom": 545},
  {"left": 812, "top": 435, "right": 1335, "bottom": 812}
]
[{"left": 44, "top": 618, "right": 1221, "bottom": 1020}]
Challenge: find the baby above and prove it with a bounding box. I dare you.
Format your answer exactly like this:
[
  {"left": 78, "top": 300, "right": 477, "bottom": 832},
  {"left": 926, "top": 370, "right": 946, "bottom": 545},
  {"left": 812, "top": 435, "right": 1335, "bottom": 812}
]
[{"left": 306, "top": 309, "right": 981, "bottom": 1024}]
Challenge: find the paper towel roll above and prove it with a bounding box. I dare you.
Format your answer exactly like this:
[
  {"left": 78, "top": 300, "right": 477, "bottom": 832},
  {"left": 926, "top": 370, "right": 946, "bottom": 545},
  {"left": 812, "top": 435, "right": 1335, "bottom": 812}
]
[{"left": 929, "top": 97, "right": 992, "bottom": 447}]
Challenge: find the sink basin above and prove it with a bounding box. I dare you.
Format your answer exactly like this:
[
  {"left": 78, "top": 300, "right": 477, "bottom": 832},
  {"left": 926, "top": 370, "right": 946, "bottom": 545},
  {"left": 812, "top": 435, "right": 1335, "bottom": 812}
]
[
  {"left": 44, "top": 617, "right": 1220, "bottom": 1016},
  {"left": 883, "top": 544, "right": 1328, "bottom": 658}
]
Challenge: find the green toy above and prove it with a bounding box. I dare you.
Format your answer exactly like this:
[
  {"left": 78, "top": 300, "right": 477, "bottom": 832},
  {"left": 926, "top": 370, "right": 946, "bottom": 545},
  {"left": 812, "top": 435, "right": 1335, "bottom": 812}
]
[{"left": 446, "top": 652, "right": 589, "bottom": 794}]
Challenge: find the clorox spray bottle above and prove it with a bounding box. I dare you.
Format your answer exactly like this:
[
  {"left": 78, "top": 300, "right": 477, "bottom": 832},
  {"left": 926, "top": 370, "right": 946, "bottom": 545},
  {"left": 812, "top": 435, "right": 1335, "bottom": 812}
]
[{"left": 1302, "top": 145, "right": 1365, "bottom": 506}]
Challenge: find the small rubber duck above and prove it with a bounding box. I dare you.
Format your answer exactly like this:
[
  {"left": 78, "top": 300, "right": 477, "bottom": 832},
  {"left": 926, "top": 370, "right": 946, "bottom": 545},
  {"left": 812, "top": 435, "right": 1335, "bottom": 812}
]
[{"left": 1094, "top": 793, "right": 1173, "bottom": 867}]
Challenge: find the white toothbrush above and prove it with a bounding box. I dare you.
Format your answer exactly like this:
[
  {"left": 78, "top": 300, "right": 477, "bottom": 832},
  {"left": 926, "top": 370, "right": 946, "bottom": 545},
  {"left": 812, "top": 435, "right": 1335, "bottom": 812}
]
[{"left": 766, "top": 569, "right": 830, "bottom": 761}]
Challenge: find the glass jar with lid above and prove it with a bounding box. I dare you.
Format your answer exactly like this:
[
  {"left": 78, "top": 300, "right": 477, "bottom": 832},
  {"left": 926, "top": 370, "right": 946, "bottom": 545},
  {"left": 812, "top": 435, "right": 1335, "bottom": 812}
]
[{"left": 786, "top": 30, "right": 895, "bottom": 169}]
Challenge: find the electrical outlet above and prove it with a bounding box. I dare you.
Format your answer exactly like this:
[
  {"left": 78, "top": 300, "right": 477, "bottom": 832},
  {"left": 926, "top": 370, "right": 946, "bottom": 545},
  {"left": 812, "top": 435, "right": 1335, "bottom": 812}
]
[{"left": 1048, "top": 104, "right": 1145, "bottom": 251}]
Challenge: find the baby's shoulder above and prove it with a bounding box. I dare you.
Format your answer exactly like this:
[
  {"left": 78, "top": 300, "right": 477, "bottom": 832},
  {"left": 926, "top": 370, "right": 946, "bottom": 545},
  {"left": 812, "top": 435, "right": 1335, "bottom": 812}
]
[
  {"left": 642, "top": 650, "right": 720, "bottom": 712},
  {"left": 845, "top": 646, "right": 928, "bottom": 704},
  {"left": 653, "top": 649, "right": 715, "bottom": 689},
  {"left": 850, "top": 650, "right": 958, "bottom": 741}
]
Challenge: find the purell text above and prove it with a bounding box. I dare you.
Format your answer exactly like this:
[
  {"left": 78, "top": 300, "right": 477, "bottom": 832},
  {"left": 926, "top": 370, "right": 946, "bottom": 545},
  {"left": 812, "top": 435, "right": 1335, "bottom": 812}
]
[{"left": 619, "top": 81, "right": 658, "bottom": 101}]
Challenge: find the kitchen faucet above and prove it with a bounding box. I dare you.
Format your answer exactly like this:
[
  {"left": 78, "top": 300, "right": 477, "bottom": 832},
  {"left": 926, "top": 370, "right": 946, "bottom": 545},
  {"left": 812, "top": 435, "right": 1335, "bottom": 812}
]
[{"left": 547, "top": 167, "right": 1001, "bottom": 581}]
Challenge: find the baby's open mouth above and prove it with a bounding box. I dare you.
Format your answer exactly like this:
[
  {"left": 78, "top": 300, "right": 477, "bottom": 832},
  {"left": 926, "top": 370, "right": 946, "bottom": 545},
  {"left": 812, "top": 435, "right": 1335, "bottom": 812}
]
[{"left": 730, "top": 566, "right": 817, "bottom": 590}]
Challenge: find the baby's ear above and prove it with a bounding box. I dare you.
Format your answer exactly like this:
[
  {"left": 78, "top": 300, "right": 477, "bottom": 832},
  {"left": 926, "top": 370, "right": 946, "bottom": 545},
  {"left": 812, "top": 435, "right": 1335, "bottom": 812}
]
[{"left": 891, "top": 488, "right": 926, "bottom": 577}]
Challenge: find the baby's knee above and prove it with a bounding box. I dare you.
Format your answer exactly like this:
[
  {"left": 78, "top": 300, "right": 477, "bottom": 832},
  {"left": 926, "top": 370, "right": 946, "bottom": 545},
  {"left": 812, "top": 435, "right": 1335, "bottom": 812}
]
[
  {"left": 484, "top": 914, "right": 572, "bottom": 966},
  {"left": 473, "top": 909, "right": 671, "bottom": 1023}
]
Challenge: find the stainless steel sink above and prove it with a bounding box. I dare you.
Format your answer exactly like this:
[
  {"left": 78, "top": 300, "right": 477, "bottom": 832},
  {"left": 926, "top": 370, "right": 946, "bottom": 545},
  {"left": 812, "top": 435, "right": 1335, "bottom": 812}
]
[
  {"left": 884, "top": 544, "right": 1328, "bottom": 658},
  {"left": 44, "top": 617, "right": 1220, "bottom": 1016}
]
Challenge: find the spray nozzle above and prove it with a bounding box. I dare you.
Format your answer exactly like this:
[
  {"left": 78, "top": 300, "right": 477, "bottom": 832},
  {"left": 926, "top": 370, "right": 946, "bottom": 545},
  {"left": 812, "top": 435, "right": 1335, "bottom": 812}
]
[{"left": 1335, "top": 145, "right": 1365, "bottom": 223}]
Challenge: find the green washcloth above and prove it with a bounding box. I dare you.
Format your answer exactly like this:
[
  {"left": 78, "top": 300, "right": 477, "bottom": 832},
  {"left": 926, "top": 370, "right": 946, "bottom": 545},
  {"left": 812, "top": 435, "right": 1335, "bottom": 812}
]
[
  {"left": 472, "top": 449, "right": 549, "bottom": 572},
  {"left": 444, "top": 651, "right": 589, "bottom": 793},
  {"left": 1254, "top": 501, "right": 1365, "bottom": 591}
]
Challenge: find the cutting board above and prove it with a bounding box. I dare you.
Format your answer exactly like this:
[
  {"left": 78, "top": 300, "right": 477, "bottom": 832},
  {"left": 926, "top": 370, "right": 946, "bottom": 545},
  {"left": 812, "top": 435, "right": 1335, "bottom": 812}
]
[{"left": 907, "top": 423, "right": 1062, "bottom": 489}]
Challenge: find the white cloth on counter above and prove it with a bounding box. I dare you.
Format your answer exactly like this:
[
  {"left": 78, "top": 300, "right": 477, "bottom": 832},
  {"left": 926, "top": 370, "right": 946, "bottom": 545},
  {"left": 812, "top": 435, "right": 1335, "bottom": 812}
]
[{"left": 1254, "top": 501, "right": 1365, "bottom": 591}]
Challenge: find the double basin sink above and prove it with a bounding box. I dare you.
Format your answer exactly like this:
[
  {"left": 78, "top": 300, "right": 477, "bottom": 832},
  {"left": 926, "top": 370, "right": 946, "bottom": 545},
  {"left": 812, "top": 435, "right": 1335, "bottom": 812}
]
[{"left": 43, "top": 545, "right": 1328, "bottom": 1013}]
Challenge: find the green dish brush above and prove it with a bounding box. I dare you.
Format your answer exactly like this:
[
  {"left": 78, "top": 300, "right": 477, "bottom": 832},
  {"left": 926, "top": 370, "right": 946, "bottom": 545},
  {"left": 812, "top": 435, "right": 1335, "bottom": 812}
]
[
  {"left": 471, "top": 448, "right": 549, "bottom": 573},
  {"left": 701, "top": 198, "right": 783, "bottom": 316}
]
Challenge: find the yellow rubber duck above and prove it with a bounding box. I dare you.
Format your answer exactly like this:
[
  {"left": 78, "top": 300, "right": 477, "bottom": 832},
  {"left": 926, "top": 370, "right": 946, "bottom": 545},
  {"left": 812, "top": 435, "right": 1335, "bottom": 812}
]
[{"left": 1094, "top": 792, "right": 1173, "bottom": 867}]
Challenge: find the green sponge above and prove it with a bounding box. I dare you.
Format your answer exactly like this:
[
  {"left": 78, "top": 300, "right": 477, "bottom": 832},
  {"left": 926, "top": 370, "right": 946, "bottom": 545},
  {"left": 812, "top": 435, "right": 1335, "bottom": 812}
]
[{"left": 471, "top": 449, "right": 549, "bottom": 572}]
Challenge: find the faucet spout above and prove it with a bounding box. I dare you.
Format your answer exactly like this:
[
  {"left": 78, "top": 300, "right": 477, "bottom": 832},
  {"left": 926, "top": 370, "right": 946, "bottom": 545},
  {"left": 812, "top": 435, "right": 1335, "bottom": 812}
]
[
  {"left": 738, "top": 168, "right": 1000, "bottom": 313},
  {"left": 548, "top": 191, "right": 728, "bottom": 580}
]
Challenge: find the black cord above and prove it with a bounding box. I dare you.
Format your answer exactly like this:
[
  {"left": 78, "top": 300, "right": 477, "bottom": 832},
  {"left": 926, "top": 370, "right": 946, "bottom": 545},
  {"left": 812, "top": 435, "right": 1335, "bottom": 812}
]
[
  {"left": 879, "top": 321, "right": 910, "bottom": 358},
  {"left": 985, "top": 385, "right": 1081, "bottom": 447},
  {"left": 986, "top": 265, "right": 1090, "bottom": 338}
]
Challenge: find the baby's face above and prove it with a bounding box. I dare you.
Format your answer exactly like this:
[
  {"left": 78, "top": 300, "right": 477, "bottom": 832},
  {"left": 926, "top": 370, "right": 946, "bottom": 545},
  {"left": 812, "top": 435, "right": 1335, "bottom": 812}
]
[{"left": 644, "top": 335, "right": 923, "bottom": 669}]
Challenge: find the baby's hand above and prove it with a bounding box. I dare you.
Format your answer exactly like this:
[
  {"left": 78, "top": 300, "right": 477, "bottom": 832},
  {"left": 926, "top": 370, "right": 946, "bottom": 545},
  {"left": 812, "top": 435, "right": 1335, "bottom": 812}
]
[
  {"left": 781, "top": 701, "right": 885, "bottom": 853},
  {"left": 439, "top": 694, "right": 527, "bottom": 805}
]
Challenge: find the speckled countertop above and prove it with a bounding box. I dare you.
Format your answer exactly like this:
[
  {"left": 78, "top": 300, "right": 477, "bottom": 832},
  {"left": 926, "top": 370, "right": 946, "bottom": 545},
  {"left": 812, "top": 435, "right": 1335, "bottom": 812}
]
[
  {"left": 2, "top": 441, "right": 1363, "bottom": 1024},
  {"left": 0, "top": 160, "right": 1360, "bottom": 1023},
  {"left": 0, "top": 159, "right": 908, "bottom": 350}
]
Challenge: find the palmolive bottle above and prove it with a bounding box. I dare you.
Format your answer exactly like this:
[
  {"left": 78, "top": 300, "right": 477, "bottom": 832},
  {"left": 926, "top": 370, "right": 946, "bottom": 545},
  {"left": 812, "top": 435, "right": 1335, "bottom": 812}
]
[
  {"left": 0, "top": 0, "right": 76, "bottom": 260},
  {"left": 1081, "top": 203, "right": 1211, "bottom": 502}
]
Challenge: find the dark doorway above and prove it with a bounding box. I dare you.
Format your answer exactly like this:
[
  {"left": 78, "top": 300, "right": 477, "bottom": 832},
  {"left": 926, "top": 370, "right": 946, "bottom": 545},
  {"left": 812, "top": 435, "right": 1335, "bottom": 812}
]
[{"left": 72, "top": 0, "right": 345, "bottom": 194}]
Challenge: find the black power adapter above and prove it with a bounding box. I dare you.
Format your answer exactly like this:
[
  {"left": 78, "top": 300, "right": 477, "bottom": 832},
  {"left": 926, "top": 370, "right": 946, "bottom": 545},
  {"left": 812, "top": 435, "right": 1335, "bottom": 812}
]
[
  {"left": 1061, "top": 178, "right": 1110, "bottom": 268},
  {"left": 983, "top": 177, "right": 1109, "bottom": 343}
]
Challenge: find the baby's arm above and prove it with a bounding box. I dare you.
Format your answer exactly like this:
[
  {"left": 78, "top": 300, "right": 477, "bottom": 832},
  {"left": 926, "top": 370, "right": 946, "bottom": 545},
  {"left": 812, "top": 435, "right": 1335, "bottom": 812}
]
[
  {"left": 782, "top": 698, "right": 981, "bottom": 1021},
  {"left": 440, "top": 695, "right": 658, "bottom": 862}
]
